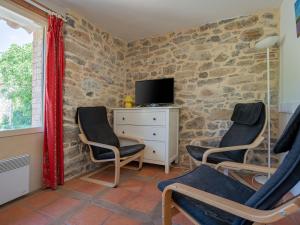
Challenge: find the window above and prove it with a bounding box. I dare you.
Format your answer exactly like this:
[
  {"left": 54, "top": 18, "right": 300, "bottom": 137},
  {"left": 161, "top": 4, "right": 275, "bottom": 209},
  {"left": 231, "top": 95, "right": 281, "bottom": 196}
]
[{"left": 0, "top": 3, "right": 45, "bottom": 132}]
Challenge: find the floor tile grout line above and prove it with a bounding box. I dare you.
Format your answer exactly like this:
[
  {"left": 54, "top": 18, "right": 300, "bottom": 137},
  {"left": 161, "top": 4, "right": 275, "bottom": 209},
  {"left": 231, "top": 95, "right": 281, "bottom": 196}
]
[
  {"left": 0, "top": 192, "right": 65, "bottom": 223},
  {"left": 58, "top": 187, "right": 106, "bottom": 200},
  {"left": 47, "top": 199, "right": 90, "bottom": 225},
  {"left": 92, "top": 197, "right": 153, "bottom": 223},
  {"left": 28, "top": 188, "right": 95, "bottom": 224}
]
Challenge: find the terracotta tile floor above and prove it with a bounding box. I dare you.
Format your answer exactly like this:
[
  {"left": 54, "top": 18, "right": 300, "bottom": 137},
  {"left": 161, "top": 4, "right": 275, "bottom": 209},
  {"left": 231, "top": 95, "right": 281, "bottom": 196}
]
[{"left": 0, "top": 163, "right": 299, "bottom": 225}]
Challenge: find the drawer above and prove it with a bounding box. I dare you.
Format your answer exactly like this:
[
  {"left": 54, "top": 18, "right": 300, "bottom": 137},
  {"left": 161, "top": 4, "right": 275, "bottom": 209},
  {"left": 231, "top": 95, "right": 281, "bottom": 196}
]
[
  {"left": 144, "top": 141, "right": 165, "bottom": 162},
  {"left": 115, "top": 125, "right": 166, "bottom": 141},
  {"left": 115, "top": 111, "right": 165, "bottom": 126}
]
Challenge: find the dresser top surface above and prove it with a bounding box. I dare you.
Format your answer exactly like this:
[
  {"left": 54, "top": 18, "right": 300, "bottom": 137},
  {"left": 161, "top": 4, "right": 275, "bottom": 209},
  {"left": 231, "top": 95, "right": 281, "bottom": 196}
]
[{"left": 111, "top": 106, "right": 181, "bottom": 110}]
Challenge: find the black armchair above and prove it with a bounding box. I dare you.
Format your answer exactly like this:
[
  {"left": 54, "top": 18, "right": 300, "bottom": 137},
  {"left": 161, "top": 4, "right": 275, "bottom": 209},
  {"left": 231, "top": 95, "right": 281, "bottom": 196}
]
[
  {"left": 76, "top": 106, "right": 145, "bottom": 187},
  {"left": 187, "top": 102, "right": 267, "bottom": 167},
  {"left": 158, "top": 105, "right": 300, "bottom": 225}
]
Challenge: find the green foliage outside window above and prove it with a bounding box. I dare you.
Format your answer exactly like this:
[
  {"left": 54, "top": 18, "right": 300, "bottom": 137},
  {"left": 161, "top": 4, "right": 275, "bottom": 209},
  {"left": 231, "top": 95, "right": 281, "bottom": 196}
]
[{"left": 0, "top": 44, "right": 33, "bottom": 130}]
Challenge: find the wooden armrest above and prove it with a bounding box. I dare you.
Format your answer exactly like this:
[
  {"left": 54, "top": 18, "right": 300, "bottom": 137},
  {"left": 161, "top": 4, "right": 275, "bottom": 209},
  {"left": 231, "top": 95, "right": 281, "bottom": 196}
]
[
  {"left": 163, "top": 183, "right": 300, "bottom": 224},
  {"left": 117, "top": 133, "right": 144, "bottom": 144},
  {"left": 78, "top": 133, "right": 120, "bottom": 157},
  {"left": 202, "top": 136, "right": 264, "bottom": 163},
  {"left": 216, "top": 161, "right": 277, "bottom": 174}
]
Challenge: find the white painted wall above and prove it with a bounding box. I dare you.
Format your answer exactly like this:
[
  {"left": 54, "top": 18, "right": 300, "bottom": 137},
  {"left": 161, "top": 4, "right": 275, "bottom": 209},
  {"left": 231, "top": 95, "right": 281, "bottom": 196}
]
[
  {"left": 0, "top": 132, "right": 44, "bottom": 192},
  {"left": 279, "top": 0, "right": 300, "bottom": 196},
  {"left": 279, "top": 0, "right": 300, "bottom": 114}
]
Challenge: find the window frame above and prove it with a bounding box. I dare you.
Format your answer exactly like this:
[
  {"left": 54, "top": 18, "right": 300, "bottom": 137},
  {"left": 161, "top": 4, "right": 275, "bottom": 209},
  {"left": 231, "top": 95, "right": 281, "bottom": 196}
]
[
  {"left": 0, "top": 0, "right": 47, "bottom": 137},
  {"left": 0, "top": 127, "right": 44, "bottom": 138}
]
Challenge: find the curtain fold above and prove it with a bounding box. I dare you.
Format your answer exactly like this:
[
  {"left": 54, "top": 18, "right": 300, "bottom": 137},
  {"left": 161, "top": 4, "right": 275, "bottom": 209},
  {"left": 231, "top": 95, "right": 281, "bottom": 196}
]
[{"left": 43, "top": 15, "right": 65, "bottom": 189}]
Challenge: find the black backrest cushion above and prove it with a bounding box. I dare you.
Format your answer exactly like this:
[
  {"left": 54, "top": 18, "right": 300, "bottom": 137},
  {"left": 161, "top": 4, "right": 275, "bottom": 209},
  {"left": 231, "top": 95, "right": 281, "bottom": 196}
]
[
  {"left": 234, "top": 128, "right": 300, "bottom": 225},
  {"left": 220, "top": 103, "right": 266, "bottom": 162},
  {"left": 77, "top": 107, "right": 120, "bottom": 155},
  {"left": 273, "top": 105, "right": 300, "bottom": 154},
  {"left": 231, "top": 102, "right": 264, "bottom": 125}
]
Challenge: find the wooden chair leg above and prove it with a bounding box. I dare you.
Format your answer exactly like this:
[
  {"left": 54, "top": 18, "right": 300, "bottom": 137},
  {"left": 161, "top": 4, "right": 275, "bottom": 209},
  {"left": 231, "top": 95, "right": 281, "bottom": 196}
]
[
  {"left": 113, "top": 159, "right": 121, "bottom": 188},
  {"left": 80, "top": 164, "right": 118, "bottom": 188},
  {"left": 138, "top": 154, "right": 144, "bottom": 170},
  {"left": 81, "top": 152, "right": 143, "bottom": 188},
  {"left": 122, "top": 151, "right": 144, "bottom": 171},
  {"left": 162, "top": 189, "right": 173, "bottom": 225}
]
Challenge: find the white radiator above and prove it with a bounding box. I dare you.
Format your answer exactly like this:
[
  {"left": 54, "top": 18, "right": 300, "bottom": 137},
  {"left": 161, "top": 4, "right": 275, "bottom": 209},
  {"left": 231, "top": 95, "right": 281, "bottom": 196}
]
[{"left": 0, "top": 154, "right": 30, "bottom": 205}]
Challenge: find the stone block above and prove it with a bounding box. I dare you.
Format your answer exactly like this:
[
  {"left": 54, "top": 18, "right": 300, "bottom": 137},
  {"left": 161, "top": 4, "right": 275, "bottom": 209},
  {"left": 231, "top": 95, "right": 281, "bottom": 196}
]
[{"left": 240, "top": 28, "right": 264, "bottom": 41}]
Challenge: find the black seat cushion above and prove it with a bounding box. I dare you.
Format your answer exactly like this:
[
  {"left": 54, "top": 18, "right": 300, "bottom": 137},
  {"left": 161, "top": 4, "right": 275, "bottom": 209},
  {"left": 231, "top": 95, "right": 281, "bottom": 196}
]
[
  {"left": 158, "top": 165, "right": 255, "bottom": 225},
  {"left": 186, "top": 145, "right": 237, "bottom": 164},
  {"left": 93, "top": 144, "right": 145, "bottom": 160}
]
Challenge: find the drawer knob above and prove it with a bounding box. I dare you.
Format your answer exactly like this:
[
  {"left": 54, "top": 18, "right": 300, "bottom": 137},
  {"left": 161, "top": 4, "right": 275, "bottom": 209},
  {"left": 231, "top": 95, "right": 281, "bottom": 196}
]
[
  {"left": 153, "top": 133, "right": 156, "bottom": 136},
  {"left": 153, "top": 150, "right": 156, "bottom": 154},
  {"left": 153, "top": 117, "right": 156, "bottom": 121},
  {"left": 122, "top": 117, "right": 125, "bottom": 121},
  {"left": 122, "top": 131, "right": 125, "bottom": 134}
]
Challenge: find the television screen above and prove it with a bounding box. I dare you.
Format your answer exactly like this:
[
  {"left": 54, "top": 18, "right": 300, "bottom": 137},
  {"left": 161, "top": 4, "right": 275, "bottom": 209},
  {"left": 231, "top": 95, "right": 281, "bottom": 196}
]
[{"left": 135, "top": 78, "right": 174, "bottom": 106}]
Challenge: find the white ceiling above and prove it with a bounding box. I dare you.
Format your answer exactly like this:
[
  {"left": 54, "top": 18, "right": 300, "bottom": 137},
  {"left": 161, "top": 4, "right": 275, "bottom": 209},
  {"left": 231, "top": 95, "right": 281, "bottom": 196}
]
[{"left": 41, "top": 0, "right": 283, "bottom": 41}]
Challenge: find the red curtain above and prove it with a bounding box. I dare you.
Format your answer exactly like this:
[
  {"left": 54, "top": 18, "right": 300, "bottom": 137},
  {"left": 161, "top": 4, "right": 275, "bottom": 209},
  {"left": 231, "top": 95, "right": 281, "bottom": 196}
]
[{"left": 43, "top": 15, "right": 65, "bottom": 189}]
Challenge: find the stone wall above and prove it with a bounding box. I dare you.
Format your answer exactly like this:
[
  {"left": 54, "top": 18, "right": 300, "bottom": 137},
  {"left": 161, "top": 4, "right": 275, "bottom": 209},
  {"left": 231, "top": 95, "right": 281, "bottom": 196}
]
[
  {"left": 125, "top": 10, "right": 280, "bottom": 166},
  {"left": 62, "top": 10, "right": 281, "bottom": 179},
  {"left": 63, "top": 12, "right": 127, "bottom": 179}
]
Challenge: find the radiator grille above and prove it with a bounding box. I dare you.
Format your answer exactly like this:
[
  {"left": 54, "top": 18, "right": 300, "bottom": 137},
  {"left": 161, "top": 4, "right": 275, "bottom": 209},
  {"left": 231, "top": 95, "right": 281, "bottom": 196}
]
[{"left": 0, "top": 154, "right": 30, "bottom": 174}]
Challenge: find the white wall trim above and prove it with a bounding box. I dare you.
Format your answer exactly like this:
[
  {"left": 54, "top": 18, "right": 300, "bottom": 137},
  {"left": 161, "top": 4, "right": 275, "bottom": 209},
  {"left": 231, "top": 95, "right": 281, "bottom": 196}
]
[{"left": 279, "top": 102, "right": 300, "bottom": 113}]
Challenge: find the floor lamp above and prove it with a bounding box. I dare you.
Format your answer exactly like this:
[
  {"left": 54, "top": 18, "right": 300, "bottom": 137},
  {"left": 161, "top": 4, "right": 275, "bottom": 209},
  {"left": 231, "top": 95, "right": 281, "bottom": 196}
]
[{"left": 254, "top": 36, "right": 280, "bottom": 184}]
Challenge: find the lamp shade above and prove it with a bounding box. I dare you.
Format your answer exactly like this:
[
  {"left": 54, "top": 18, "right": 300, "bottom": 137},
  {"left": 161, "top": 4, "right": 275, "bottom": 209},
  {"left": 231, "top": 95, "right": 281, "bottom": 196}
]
[{"left": 255, "top": 36, "right": 280, "bottom": 49}]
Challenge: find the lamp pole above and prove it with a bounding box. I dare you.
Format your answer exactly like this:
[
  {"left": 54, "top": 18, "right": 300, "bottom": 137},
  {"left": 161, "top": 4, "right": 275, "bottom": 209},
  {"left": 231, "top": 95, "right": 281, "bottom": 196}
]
[
  {"left": 254, "top": 36, "right": 279, "bottom": 184},
  {"left": 267, "top": 47, "right": 271, "bottom": 178}
]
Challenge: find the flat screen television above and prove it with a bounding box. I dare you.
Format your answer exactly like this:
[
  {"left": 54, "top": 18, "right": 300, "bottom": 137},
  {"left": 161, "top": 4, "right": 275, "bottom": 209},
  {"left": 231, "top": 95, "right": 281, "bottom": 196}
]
[{"left": 135, "top": 78, "right": 174, "bottom": 106}]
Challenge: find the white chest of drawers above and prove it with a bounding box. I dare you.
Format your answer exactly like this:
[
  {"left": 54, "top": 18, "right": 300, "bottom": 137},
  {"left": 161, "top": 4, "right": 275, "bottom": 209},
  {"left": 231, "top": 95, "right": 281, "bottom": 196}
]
[{"left": 113, "top": 107, "right": 180, "bottom": 173}]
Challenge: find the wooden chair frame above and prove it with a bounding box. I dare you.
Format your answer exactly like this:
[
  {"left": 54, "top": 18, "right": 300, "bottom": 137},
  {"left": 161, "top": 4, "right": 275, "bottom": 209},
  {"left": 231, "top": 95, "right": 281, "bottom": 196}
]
[
  {"left": 78, "top": 117, "right": 144, "bottom": 188},
  {"left": 162, "top": 162, "right": 300, "bottom": 225},
  {"left": 189, "top": 109, "right": 267, "bottom": 168}
]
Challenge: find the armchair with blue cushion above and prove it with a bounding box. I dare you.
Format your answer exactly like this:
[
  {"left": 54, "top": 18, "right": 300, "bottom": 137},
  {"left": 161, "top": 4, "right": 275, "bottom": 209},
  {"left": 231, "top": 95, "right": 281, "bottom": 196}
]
[
  {"left": 76, "top": 106, "right": 145, "bottom": 188},
  {"left": 187, "top": 102, "right": 267, "bottom": 167},
  {"left": 158, "top": 105, "right": 300, "bottom": 225}
]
